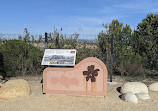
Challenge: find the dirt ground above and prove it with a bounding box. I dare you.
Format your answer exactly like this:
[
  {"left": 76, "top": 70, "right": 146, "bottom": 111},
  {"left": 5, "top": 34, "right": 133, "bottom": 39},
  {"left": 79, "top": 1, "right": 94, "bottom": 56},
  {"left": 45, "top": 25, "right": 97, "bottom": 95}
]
[{"left": 0, "top": 76, "right": 157, "bottom": 111}]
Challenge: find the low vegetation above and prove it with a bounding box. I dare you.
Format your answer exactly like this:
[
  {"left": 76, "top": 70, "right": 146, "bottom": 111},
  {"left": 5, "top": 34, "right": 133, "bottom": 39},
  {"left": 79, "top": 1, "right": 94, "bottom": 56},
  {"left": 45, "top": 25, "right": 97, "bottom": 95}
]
[
  {"left": 0, "top": 14, "right": 157, "bottom": 79},
  {"left": 0, "top": 40, "right": 43, "bottom": 77}
]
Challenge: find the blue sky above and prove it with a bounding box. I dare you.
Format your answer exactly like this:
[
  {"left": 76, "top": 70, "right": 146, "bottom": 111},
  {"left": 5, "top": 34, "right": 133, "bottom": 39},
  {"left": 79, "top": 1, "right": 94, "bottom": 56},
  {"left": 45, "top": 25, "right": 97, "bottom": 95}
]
[{"left": 0, "top": 0, "right": 158, "bottom": 37}]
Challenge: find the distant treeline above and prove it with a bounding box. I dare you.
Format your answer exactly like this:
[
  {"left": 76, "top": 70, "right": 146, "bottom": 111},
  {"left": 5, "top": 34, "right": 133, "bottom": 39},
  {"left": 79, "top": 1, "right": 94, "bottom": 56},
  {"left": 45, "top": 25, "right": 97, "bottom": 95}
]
[{"left": 0, "top": 14, "right": 157, "bottom": 79}]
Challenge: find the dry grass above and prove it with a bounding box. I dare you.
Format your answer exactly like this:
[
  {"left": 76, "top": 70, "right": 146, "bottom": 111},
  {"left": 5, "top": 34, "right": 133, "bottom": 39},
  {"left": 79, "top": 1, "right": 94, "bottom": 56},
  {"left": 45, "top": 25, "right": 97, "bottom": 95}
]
[{"left": 32, "top": 42, "right": 98, "bottom": 50}]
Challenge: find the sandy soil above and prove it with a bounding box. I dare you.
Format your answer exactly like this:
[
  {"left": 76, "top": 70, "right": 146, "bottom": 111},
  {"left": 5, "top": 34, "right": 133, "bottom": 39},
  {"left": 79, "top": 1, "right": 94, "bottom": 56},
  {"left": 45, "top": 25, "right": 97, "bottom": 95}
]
[{"left": 0, "top": 76, "right": 157, "bottom": 111}]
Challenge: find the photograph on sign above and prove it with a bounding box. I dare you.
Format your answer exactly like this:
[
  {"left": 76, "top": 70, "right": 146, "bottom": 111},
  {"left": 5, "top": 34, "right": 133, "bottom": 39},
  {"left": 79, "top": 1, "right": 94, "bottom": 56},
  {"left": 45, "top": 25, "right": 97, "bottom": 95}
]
[{"left": 41, "top": 49, "right": 76, "bottom": 66}]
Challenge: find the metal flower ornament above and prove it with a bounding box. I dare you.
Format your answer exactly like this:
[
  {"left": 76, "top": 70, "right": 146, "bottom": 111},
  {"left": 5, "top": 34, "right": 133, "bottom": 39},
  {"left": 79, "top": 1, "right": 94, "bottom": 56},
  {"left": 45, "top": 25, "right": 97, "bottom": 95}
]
[{"left": 83, "top": 65, "right": 100, "bottom": 82}]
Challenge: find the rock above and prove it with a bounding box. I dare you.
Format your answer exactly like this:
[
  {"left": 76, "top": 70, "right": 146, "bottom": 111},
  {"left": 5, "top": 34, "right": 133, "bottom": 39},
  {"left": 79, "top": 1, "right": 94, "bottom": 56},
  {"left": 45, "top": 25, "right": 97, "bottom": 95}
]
[
  {"left": 107, "top": 82, "right": 117, "bottom": 85},
  {"left": 121, "top": 82, "right": 148, "bottom": 94},
  {"left": 136, "top": 93, "right": 150, "bottom": 100},
  {"left": 0, "top": 79, "right": 30, "bottom": 100},
  {"left": 32, "top": 92, "right": 43, "bottom": 97},
  {"left": 149, "top": 82, "right": 158, "bottom": 91},
  {"left": 0, "top": 83, "right": 2, "bottom": 87},
  {"left": 0, "top": 76, "right": 3, "bottom": 79},
  {"left": 122, "top": 92, "right": 138, "bottom": 103}
]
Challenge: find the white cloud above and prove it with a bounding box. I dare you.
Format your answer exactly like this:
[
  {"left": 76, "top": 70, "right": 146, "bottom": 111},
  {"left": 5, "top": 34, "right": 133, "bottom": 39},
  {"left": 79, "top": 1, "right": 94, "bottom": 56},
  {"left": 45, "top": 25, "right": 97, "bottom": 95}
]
[
  {"left": 42, "top": 15, "right": 119, "bottom": 35},
  {"left": 113, "top": 1, "right": 158, "bottom": 14},
  {"left": 10, "top": 0, "right": 157, "bottom": 36},
  {"left": 55, "top": 16, "right": 122, "bottom": 35}
]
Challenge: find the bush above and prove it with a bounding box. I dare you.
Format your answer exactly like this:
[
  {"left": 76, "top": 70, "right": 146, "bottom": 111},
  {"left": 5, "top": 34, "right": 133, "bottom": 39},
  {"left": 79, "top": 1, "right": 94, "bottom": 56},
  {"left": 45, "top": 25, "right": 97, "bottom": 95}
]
[
  {"left": 0, "top": 40, "right": 43, "bottom": 77},
  {"left": 125, "top": 76, "right": 144, "bottom": 82},
  {"left": 76, "top": 44, "right": 101, "bottom": 64}
]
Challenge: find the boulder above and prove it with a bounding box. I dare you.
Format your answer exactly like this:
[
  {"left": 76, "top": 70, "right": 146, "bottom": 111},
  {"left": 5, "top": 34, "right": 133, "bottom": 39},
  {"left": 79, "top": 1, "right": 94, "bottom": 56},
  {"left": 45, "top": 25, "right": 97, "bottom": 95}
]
[
  {"left": 149, "top": 82, "right": 158, "bottom": 91},
  {"left": 107, "top": 82, "right": 117, "bottom": 85},
  {"left": 0, "top": 83, "right": 2, "bottom": 87},
  {"left": 136, "top": 93, "right": 150, "bottom": 100},
  {"left": 121, "top": 82, "right": 148, "bottom": 94},
  {"left": 0, "top": 79, "right": 30, "bottom": 99},
  {"left": 0, "top": 76, "right": 3, "bottom": 79},
  {"left": 122, "top": 92, "right": 138, "bottom": 103}
]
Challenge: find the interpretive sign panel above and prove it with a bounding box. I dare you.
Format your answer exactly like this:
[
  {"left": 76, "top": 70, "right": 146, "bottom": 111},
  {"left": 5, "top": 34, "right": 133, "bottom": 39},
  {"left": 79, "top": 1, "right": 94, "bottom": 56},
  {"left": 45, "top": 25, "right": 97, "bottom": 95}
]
[{"left": 41, "top": 49, "right": 76, "bottom": 66}]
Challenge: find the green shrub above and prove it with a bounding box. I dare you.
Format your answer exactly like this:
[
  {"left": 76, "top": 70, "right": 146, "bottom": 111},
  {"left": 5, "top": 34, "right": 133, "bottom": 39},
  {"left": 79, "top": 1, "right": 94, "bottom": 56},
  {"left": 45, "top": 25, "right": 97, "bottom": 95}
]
[
  {"left": 76, "top": 44, "right": 101, "bottom": 64},
  {"left": 0, "top": 40, "right": 43, "bottom": 77},
  {"left": 125, "top": 76, "right": 144, "bottom": 82},
  {"left": 146, "top": 70, "right": 158, "bottom": 79}
]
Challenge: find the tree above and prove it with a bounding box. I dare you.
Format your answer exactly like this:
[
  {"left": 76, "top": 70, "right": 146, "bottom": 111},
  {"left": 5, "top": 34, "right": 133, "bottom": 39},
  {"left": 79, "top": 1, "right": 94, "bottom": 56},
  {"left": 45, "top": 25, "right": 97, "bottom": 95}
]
[
  {"left": 97, "top": 20, "right": 143, "bottom": 76},
  {"left": 97, "top": 30, "right": 110, "bottom": 69},
  {"left": 132, "top": 14, "right": 158, "bottom": 70},
  {"left": 66, "top": 33, "right": 79, "bottom": 49},
  {"left": 31, "top": 35, "right": 35, "bottom": 44},
  {"left": 0, "top": 33, "right": 3, "bottom": 43},
  {"left": 24, "top": 28, "right": 30, "bottom": 42},
  {"left": 38, "top": 35, "right": 42, "bottom": 43},
  {"left": 50, "top": 27, "right": 79, "bottom": 49},
  {"left": 18, "top": 35, "right": 22, "bottom": 41}
]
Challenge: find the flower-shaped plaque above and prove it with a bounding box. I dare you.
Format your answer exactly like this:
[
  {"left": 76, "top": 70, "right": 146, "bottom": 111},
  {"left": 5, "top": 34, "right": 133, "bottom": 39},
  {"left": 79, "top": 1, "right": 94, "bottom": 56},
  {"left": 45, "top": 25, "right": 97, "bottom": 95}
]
[{"left": 83, "top": 65, "right": 99, "bottom": 82}]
